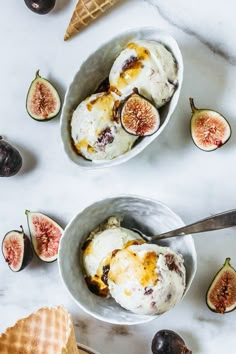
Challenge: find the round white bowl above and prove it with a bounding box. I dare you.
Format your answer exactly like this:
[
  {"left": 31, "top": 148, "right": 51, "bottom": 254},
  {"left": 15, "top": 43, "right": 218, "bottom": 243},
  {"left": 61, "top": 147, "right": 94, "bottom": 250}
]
[
  {"left": 58, "top": 196, "right": 197, "bottom": 325},
  {"left": 60, "top": 27, "right": 184, "bottom": 169}
]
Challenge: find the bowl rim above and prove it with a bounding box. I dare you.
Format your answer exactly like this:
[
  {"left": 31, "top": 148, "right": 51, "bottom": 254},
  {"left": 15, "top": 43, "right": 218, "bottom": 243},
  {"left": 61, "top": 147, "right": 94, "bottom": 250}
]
[
  {"left": 58, "top": 194, "right": 197, "bottom": 325},
  {"left": 60, "top": 26, "right": 184, "bottom": 169}
]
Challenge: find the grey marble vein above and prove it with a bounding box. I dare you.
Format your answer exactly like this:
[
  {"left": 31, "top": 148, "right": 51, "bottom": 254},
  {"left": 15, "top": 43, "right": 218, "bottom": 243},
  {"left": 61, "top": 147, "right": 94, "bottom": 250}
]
[{"left": 144, "top": 0, "right": 236, "bottom": 65}]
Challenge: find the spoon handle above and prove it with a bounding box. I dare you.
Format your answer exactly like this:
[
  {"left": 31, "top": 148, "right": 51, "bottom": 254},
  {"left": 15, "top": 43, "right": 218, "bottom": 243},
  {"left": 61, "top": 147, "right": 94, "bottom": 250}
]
[{"left": 151, "top": 209, "right": 236, "bottom": 241}]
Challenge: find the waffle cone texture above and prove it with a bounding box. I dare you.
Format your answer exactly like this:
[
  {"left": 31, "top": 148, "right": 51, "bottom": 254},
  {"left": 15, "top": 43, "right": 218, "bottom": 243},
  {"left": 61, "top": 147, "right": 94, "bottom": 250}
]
[
  {"left": 0, "top": 306, "right": 80, "bottom": 354},
  {"left": 64, "top": 0, "right": 119, "bottom": 40}
]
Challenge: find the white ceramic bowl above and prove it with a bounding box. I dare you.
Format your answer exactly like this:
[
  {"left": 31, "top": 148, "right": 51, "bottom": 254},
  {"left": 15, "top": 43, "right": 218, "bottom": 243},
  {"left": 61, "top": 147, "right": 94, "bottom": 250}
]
[
  {"left": 60, "top": 27, "right": 184, "bottom": 169},
  {"left": 58, "top": 196, "right": 197, "bottom": 325}
]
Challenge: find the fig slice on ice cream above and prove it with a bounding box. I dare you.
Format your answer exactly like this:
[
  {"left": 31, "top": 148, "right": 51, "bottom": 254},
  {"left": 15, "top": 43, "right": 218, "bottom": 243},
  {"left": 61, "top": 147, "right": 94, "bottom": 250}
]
[
  {"left": 206, "top": 258, "right": 236, "bottom": 314},
  {"left": 120, "top": 92, "right": 160, "bottom": 136},
  {"left": 25, "top": 210, "right": 63, "bottom": 262},
  {"left": 190, "top": 98, "right": 231, "bottom": 151},
  {"left": 2, "top": 226, "right": 33, "bottom": 272},
  {"left": 26, "top": 70, "right": 61, "bottom": 121}
]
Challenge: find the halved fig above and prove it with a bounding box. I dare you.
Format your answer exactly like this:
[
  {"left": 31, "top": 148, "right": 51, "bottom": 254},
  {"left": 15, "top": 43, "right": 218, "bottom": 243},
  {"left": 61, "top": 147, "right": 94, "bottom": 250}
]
[
  {"left": 206, "top": 258, "right": 236, "bottom": 314},
  {"left": 26, "top": 210, "right": 63, "bottom": 262},
  {"left": 120, "top": 93, "right": 160, "bottom": 136},
  {"left": 26, "top": 70, "right": 61, "bottom": 121},
  {"left": 2, "top": 226, "right": 33, "bottom": 272},
  {"left": 190, "top": 98, "right": 231, "bottom": 151}
]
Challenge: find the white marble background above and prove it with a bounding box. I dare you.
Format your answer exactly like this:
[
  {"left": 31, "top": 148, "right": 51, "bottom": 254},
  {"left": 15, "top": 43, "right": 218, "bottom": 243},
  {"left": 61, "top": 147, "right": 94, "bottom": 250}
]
[{"left": 0, "top": 1, "right": 236, "bottom": 353}]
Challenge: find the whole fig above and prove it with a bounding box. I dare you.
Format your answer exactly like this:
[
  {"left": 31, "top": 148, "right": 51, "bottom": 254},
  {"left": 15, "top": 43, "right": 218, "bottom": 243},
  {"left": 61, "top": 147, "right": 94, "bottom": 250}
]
[
  {"left": 24, "top": 0, "right": 56, "bottom": 15},
  {"left": 0, "top": 137, "right": 22, "bottom": 177}
]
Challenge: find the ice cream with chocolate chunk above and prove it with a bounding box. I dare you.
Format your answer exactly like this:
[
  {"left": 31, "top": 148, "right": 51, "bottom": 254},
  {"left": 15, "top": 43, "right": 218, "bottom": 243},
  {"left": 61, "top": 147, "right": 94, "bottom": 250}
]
[
  {"left": 82, "top": 217, "right": 143, "bottom": 297},
  {"left": 71, "top": 92, "right": 138, "bottom": 161},
  {"left": 109, "top": 40, "right": 178, "bottom": 108},
  {"left": 108, "top": 243, "right": 186, "bottom": 315}
]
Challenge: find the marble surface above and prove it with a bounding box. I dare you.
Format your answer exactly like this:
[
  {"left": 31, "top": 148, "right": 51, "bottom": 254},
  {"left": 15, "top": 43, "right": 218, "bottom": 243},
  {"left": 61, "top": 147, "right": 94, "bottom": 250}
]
[{"left": 0, "top": 1, "right": 236, "bottom": 353}]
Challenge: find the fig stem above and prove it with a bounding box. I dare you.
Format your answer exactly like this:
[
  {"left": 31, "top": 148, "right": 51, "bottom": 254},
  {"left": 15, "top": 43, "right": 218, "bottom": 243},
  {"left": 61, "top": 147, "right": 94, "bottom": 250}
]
[
  {"left": 20, "top": 225, "right": 24, "bottom": 234},
  {"left": 35, "top": 70, "right": 40, "bottom": 78},
  {"left": 189, "top": 97, "right": 197, "bottom": 112},
  {"left": 225, "top": 257, "right": 231, "bottom": 266}
]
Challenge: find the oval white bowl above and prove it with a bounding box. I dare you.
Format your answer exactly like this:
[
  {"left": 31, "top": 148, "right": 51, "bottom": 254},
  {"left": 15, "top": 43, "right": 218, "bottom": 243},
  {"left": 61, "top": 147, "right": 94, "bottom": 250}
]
[
  {"left": 58, "top": 195, "right": 197, "bottom": 325},
  {"left": 60, "top": 27, "right": 184, "bottom": 169}
]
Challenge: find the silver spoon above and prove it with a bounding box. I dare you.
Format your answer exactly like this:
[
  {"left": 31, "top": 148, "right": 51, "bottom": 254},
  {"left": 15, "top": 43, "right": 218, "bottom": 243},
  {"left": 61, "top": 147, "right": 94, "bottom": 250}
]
[{"left": 133, "top": 209, "right": 236, "bottom": 242}]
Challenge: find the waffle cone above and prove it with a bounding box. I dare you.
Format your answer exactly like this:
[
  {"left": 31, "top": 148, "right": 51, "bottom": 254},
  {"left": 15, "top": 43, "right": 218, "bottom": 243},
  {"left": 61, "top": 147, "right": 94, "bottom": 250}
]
[
  {"left": 64, "top": 0, "right": 120, "bottom": 41},
  {"left": 0, "top": 306, "right": 80, "bottom": 354}
]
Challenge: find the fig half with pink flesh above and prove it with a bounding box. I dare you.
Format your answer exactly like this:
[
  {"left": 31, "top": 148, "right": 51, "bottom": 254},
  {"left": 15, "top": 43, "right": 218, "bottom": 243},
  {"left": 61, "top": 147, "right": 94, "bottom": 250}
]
[
  {"left": 26, "top": 70, "right": 61, "bottom": 121},
  {"left": 120, "top": 93, "right": 160, "bottom": 136},
  {"left": 2, "top": 227, "right": 33, "bottom": 272},
  {"left": 206, "top": 258, "right": 236, "bottom": 314},
  {"left": 26, "top": 210, "right": 63, "bottom": 262},
  {"left": 190, "top": 98, "right": 231, "bottom": 151}
]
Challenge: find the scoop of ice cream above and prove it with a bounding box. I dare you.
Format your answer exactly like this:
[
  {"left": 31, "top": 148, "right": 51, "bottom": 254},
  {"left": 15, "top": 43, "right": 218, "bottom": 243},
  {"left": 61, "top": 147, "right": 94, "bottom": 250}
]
[
  {"left": 109, "top": 40, "right": 178, "bottom": 108},
  {"left": 108, "top": 243, "right": 186, "bottom": 315},
  {"left": 82, "top": 217, "right": 143, "bottom": 297},
  {"left": 71, "top": 92, "right": 138, "bottom": 161}
]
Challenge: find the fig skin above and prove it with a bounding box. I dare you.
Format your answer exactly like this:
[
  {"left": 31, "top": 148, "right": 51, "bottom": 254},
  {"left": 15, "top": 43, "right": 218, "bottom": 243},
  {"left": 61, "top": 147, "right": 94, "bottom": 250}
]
[
  {"left": 120, "top": 92, "right": 160, "bottom": 136},
  {"left": 151, "top": 330, "right": 192, "bottom": 354},
  {"left": 206, "top": 258, "right": 236, "bottom": 314},
  {"left": 25, "top": 210, "right": 63, "bottom": 263},
  {"left": 0, "top": 137, "right": 23, "bottom": 177},
  {"left": 190, "top": 98, "right": 231, "bottom": 152},
  {"left": 26, "top": 70, "right": 61, "bottom": 121},
  {"left": 24, "top": 0, "right": 56, "bottom": 15},
  {"left": 2, "top": 227, "right": 33, "bottom": 272}
]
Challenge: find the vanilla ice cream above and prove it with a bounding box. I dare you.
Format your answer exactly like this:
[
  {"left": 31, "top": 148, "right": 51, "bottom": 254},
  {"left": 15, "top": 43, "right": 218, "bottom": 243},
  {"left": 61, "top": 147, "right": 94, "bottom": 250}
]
[
  {"left": 108, "top": 243, "right": 186, "bottom": 315},
  {"left": 71, "top": 92, "right": 138, "bottom": 161},
  {"left": 82, "top": 217, "right": 143, "bottom": 297},
  {"left": 109, "top": 40, "right": 178, "bottom": 108}
]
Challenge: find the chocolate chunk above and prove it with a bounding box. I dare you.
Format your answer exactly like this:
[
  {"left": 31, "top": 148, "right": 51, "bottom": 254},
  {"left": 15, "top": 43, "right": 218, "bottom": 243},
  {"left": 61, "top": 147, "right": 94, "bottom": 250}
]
[
  {"left": 122, "top": 56, "right": 138, "bottom": 71},
  {"left": 165, "top": 254, "right": 182, "bottom": 276},
  {"left": 94, "top": 77, "right": 110, "bottom": 93},
  {"left": 96, "top": 127, "right": 114, "bottom": 149},
  {"left": 101, "top": 265, "right": 110, "bottom": 286},
  {"left": 144, "top": 287, "right": 153, "bottom": 295}
]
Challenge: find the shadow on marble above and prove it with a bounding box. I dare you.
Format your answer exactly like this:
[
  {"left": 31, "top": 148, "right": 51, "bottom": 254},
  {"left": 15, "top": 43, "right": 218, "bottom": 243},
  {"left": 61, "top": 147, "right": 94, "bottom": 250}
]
[
  {"left": 53, "top": 0, "right": 73, "bottom": 13},
  {"left": 27, "top": 254, "right": 42, "bottom": 270},
  {"left": 180, "top": 330, "right": 200, "bottom": 353},
  {"left": 27, "top": 252, "right": 60, "bottom": 271},
  {"left": 13, "top": 142, "right": 38, "bottom": 176},
  {"left": 45, "top": 211, "right": 67, "bottom": 230},
  {"left": 181, "top": 254, "right": 220, "bottom": 312}
]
